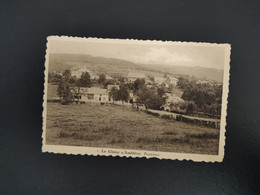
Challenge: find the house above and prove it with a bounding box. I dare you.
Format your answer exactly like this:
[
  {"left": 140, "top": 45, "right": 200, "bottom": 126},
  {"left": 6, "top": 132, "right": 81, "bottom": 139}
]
[
  {"left": 167, "top": 77, "right": 178, "bottom": 86},
  {"left": 127, "top": 72, "right": 146, "bottom": 82},
  {"left": 79, "top": 87, "right": 109, "bottom": 103},
  {"left": 165, "top": 93, "right": 184, "bottom": 104},
  {"left": 161, "top": 93, "right": 184, "bottom": 111},
  {"left": 196, "top": 78, "right": 214, "bottom": 86},
  {"left": 160, "top": 81, "right": 169, "bottom": 88}
]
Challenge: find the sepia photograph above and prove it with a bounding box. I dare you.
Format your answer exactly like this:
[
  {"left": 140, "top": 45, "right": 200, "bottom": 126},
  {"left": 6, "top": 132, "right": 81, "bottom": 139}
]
[{"left": 42, "top": 36, "right": 230, "bottom": 162}]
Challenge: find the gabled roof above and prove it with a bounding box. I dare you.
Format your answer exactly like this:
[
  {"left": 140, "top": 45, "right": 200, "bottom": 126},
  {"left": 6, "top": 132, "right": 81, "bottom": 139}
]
[
  {"left": 81, "top": 87, "right": 108, "bottom": 95},
  {"left": 105, "top": 74, "right": 113, "bottom": 80}
]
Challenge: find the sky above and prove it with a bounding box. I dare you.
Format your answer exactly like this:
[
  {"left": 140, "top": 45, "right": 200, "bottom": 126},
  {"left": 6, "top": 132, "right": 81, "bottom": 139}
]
[{"left": 49, "top": 38, "right": 227, "bottom": 69}]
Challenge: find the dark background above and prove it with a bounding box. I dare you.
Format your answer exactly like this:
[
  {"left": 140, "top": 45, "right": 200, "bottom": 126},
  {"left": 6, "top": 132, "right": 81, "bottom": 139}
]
[{"left": 1, "top": 0, "right": 259, "bottom": 194}]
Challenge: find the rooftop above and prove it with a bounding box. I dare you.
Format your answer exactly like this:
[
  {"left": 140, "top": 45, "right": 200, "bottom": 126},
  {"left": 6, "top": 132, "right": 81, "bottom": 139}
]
[{"left": 81, "top": 87, "right": 108, "bottom": 95}]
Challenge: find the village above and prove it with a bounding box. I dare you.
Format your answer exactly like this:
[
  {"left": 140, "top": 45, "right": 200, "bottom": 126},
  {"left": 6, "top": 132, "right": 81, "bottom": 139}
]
[{"left": 48, "top": 65, "right": 221, "bottom": 129}]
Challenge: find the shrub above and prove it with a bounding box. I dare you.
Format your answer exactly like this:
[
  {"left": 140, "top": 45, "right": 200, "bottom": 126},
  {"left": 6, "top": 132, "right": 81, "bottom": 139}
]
[{"left": 161, "top": 114, "right": 171, "bottom": 120}]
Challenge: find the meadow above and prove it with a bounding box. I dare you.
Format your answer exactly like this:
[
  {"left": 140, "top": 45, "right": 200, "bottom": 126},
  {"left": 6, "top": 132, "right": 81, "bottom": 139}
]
[{"left": 46, "top": 103, "right": 220, "bottom": 155}]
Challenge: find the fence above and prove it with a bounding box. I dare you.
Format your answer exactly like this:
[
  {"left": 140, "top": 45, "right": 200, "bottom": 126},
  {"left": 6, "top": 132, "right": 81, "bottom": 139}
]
[{"left": 145, "top": 109, "right": 220, "bottom": 129}]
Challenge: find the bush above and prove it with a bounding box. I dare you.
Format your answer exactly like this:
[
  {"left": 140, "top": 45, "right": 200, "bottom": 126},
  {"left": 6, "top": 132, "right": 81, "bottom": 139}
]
[
  {"left": 161, "top": 114, "right": 171, "bottom": 120},
  {"left": 186, "top": 102, "right": 195, "bottom": 115}
]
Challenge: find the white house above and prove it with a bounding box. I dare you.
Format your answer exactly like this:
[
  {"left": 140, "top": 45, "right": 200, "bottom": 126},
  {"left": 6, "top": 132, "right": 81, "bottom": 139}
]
[
  {"left": 79, "top": 87, "right": 109, "bottom": 103},
  {"left": 168, "top": 77, "right": 178, "bottom": 86},
  {"left": 162, "top": 93, "right": 184, "bottom": 111},
  {"left": 165, "top": 93, "right": 184, "bottom": 104}
]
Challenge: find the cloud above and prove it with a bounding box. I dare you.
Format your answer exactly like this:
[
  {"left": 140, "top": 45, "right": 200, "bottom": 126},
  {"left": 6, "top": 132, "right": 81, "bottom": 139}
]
[{"left": 131, "top": 47, "right": 193, "bottom": 65}]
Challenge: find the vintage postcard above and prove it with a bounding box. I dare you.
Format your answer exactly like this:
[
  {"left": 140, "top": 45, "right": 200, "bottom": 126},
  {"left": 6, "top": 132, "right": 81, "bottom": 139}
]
[{"left": 42, "top": 36, "right": 230, "bottom": 162}]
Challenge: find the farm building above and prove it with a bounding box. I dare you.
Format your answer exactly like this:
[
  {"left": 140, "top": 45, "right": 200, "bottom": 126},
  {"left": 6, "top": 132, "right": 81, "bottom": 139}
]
[
  {"left": 161, "top": 93, "right": 184, "bottom": 111},
  {"left": 80, "top": 87, "right": 109, "bottom": 103}
]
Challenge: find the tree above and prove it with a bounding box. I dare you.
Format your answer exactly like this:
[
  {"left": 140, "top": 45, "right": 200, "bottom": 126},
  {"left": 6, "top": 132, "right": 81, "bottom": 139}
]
[
  {"left": 125, "top": 82, "right": 135, "bottom": 90},
  {"left": 164, "top": 73, "right": 168, "bottom": 78},
  {"left": 48, "top": 72, "right": 63, "bottom": 83},
  {"left": 80, "top": 72, "right": 91, "bottom": 87},
  {"left": 57, "top": 80, "right": 74, "bottom": 104},
  {"left": 98, "top": 74, "right": 106, "bottom": 84},
  {"left": 136, "top": 86, "right": 165, "bottom": 110},
  {"left": 109, "top": 86, "right": 119, "bottom": 104},
  {"left": 134, "top": 78, "right": 145, "bottom": 92},
  {"left": 177, "top": 76, "right": 196, "bottom": 89},
  {"left": 116, "top": 85, "right": 129, "bottom": 105},
  {"left": 104, "top": 79, "right": 116, "bottom": 88},
  {"left": 157, "top": 86, "right": 166, "bottom": 98},
  {"left": 118, "top": 76, "right": 127, "bottom": 83},
  {"left": 186, "top": 102, "right": 195, "bottom": 115},
  {"left": 148, "top": 75, "right": 155, "bottom": 82},
  {"left": 63, "top": 70, "right": 71, "bottom": 81},
  {"left": 71, "top": 79, "right": 82, "bottom": 104}
]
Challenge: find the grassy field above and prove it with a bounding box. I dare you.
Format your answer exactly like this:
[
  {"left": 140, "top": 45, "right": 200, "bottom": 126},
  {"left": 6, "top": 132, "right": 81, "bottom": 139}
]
[{"left": 46, "top": 103, "right": 220, "bottom": 155}]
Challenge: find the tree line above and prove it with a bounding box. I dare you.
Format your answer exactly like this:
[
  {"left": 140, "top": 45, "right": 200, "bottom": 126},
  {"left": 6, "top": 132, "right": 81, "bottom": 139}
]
[{"left": 177, "top": 76, "right": 223, "bottom": 117}]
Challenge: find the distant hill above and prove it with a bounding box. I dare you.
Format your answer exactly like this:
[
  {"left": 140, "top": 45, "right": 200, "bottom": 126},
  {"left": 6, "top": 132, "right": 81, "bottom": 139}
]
[
  {"left": 138, "top": 64, "right": 224, "bottom": 82},
  {"left": 48, "top": 53, "right": 223, "bottom": 82},
  {"left": 49, "top": 53, "right": 165, "bottom": 77}
]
